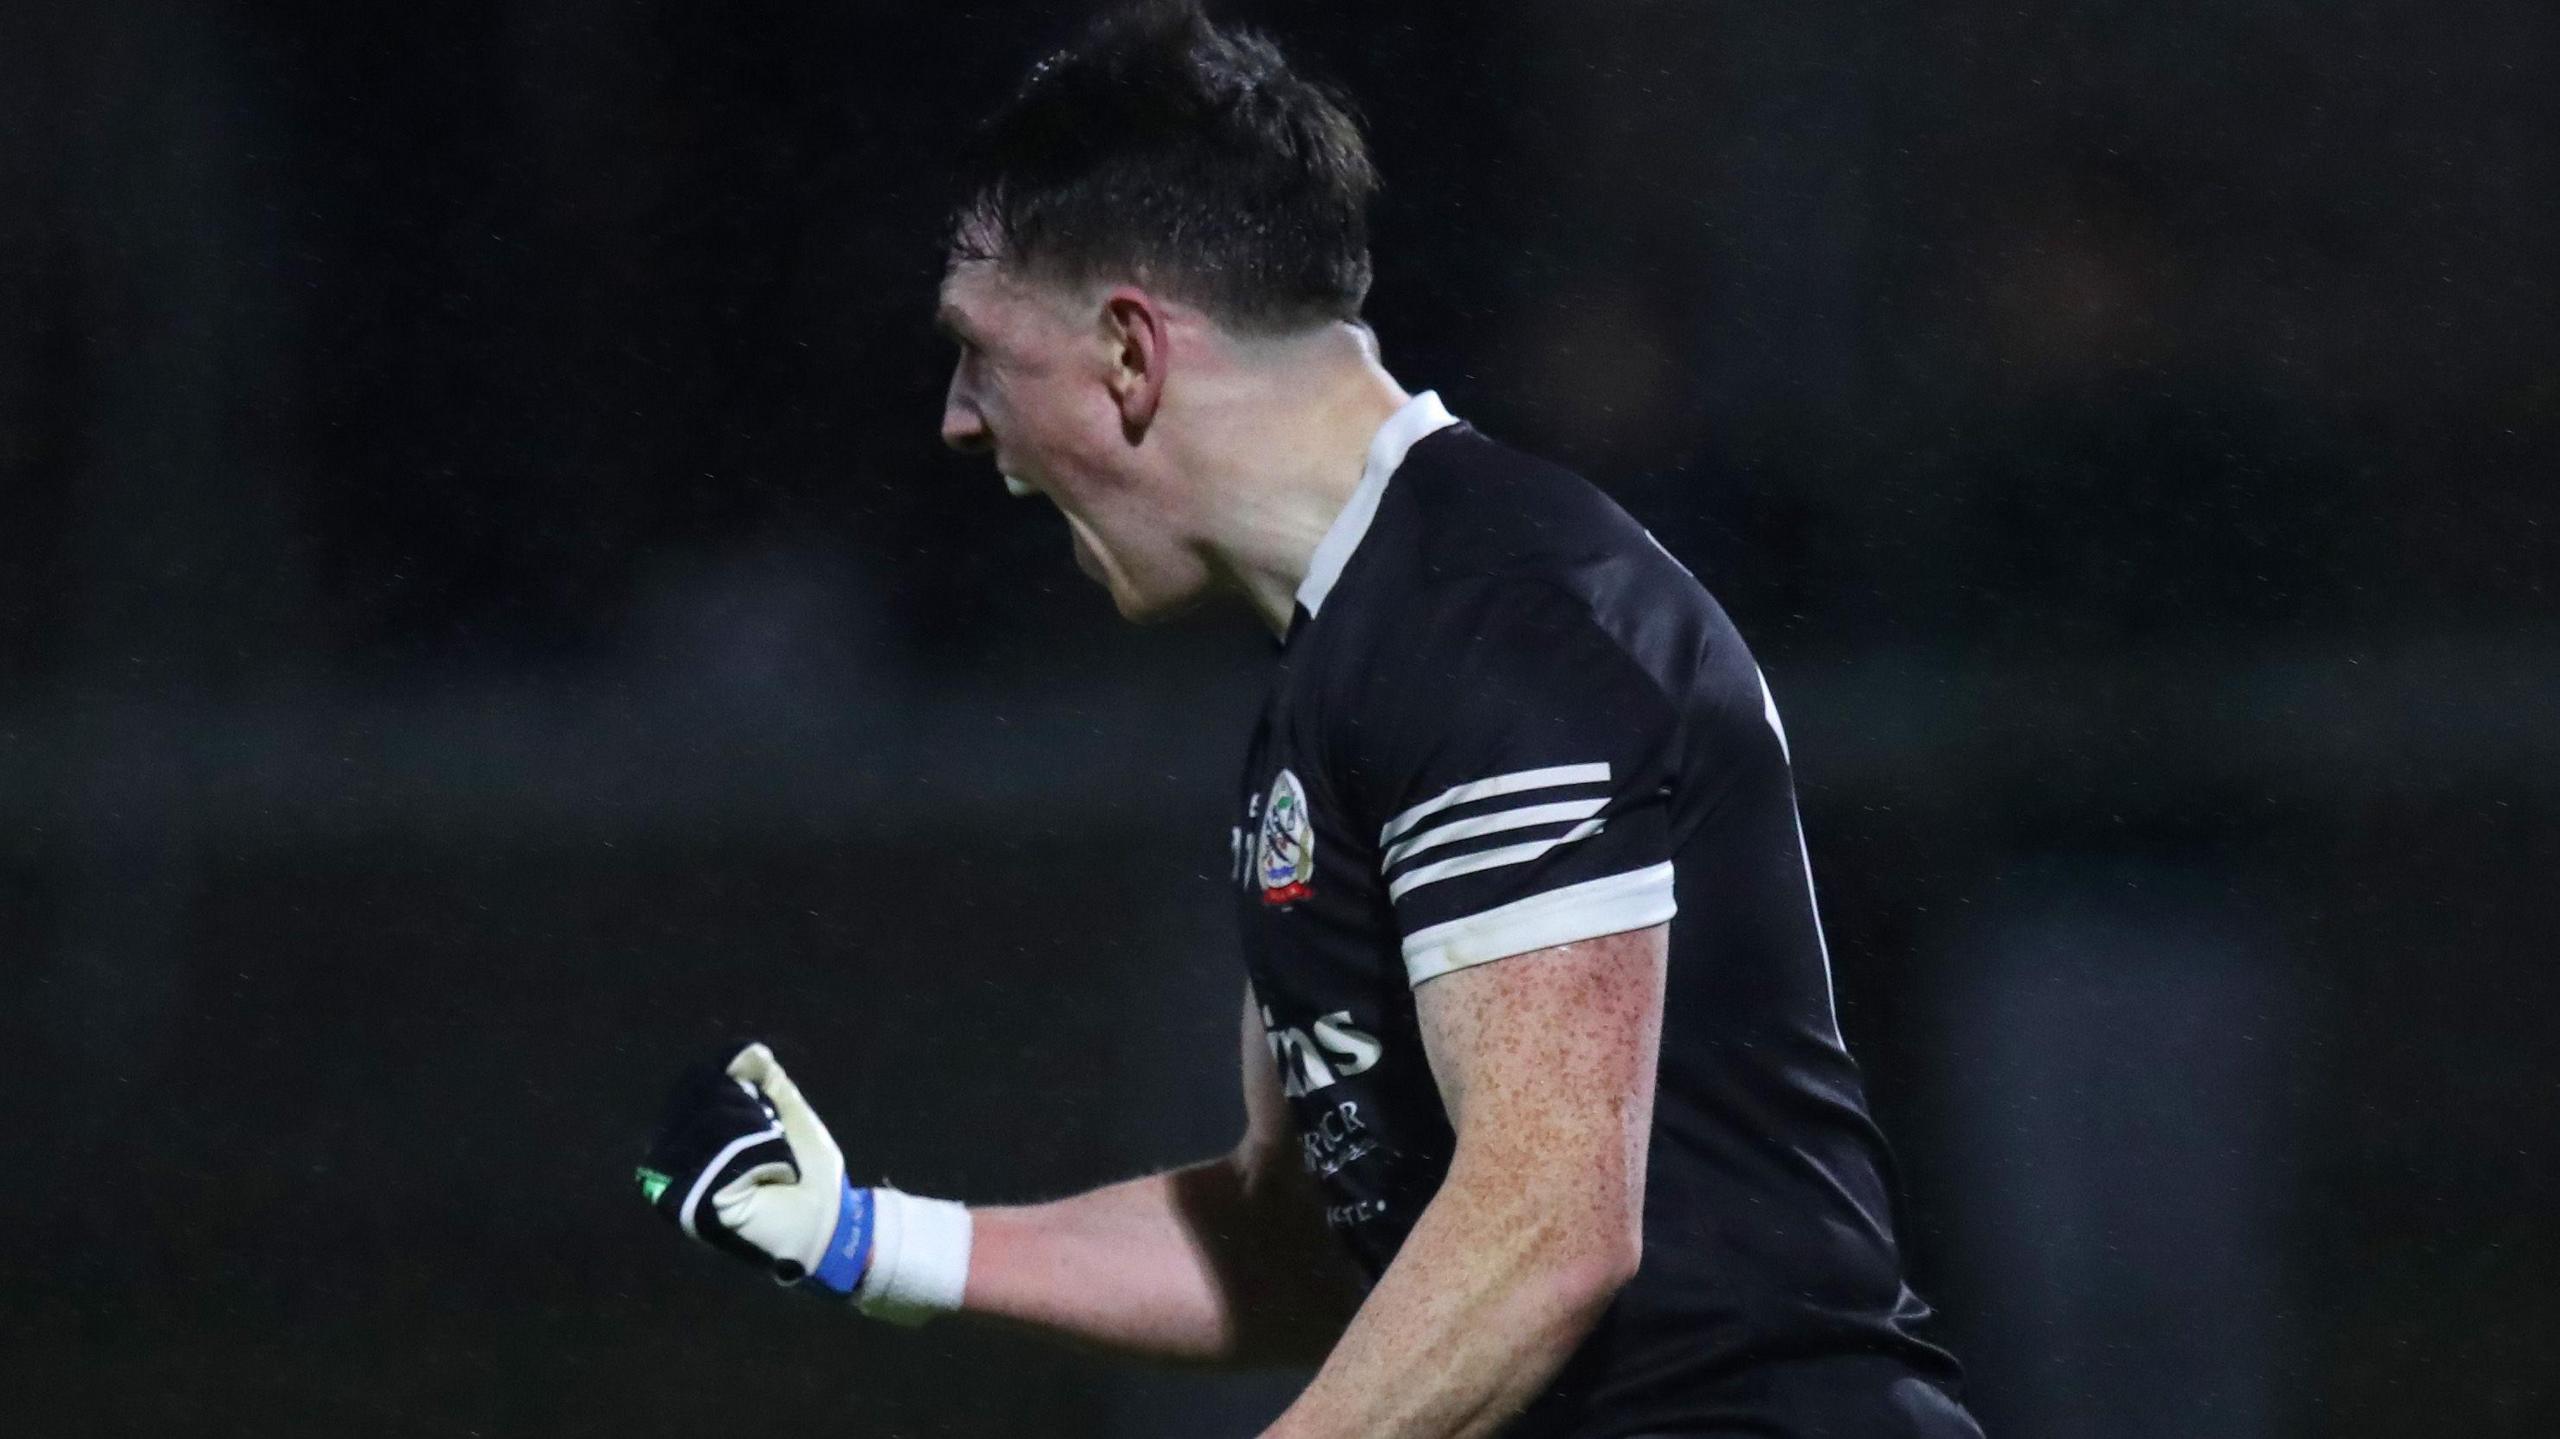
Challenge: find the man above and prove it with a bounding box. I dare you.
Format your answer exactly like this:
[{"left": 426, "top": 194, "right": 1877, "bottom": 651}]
[{"left": 639, "top": 6, "right": 1979, "bottom": 1436}]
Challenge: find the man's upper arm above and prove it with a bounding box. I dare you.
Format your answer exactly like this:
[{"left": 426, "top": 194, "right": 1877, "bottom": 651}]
[
  {"left": 1414, "top": 923, "right": 1668, "bottom": 1253},
  {"left": 1235, "top": 983, "right": 1295, "bottom": 1185},
  {"left": 1346, "top": 577, "right": 1682, "bottom": 1239},
  {"left": 1229, "top": 983, "right": 1369, "bottom": 1344}
]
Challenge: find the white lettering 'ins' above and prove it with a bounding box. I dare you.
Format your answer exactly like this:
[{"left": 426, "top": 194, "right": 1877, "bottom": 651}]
[
  {"left": 1284, "top": 1028, "right": 1336, "bottom": 1098},
  {"left": 1311, "top": 1012, "right": 1382, "bottom": 1078},
  {"left": 1262, "top": 1012, "right": 1385, "bottom": 1097}
]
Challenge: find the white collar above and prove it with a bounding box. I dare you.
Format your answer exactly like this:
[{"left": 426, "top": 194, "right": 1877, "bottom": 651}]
[{"left": 1294, "top": 390, "right": 1458, "bottom": 619}]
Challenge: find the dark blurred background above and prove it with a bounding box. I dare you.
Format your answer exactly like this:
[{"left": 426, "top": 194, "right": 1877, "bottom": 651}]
[{"left": 2, "top": 1, "right": 2553, "bottom": 1434}]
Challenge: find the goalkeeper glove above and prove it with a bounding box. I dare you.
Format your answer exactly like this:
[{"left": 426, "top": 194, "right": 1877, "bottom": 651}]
[{"left": 637, "top": 1041, "right": 971, "bottom": 1324}]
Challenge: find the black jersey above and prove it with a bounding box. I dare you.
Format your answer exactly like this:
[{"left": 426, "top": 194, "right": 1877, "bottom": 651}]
[{"left": 1230, "top": 394, "right": 1972, "bottom": 1437}]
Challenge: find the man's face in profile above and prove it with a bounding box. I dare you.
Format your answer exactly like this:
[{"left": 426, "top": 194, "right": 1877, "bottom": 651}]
[{"left": 937, "top": 258, "right": 1208, "bottom": 622}]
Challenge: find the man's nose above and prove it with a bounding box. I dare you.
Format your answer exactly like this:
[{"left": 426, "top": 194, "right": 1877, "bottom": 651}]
[{"left": 941, "top": 374, "right": 990, "bottom": 454}]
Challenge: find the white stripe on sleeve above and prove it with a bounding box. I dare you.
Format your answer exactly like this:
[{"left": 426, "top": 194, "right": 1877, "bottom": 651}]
[
  {"left": 1385, "top": 818, "right": 1606, "bottom": 902},
  {"left": 1379, "top": 762, "right": 1610, "bottom": 847},
  {"left": 1382, "top": 796, "right": 1609, "bottom": 870},
  {"left": 1401, "top": 863, "right": 1678, "bottom": 985}
]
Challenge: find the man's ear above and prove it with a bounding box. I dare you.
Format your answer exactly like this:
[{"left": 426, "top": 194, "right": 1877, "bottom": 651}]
[{"left": 1100, "top": 287, "right": 1168, "bottom": 440}]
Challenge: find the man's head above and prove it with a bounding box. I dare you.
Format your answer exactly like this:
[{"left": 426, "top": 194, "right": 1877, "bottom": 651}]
[{"left": 937, "top": 2, "right": 1383, "bottom": 621}]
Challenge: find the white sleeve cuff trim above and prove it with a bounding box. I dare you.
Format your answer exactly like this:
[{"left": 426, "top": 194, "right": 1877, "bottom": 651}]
[{"left": 1400, "top": 863, "right": 1677, "bottom": 986}]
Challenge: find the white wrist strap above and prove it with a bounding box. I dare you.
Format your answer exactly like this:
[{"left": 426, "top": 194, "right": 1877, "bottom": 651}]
[{"left": 854, "top": 1187, "right": 973, "bottom": 1326}]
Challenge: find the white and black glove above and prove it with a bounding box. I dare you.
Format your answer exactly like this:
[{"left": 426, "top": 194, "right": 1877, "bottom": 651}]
[{"left": 637, "top": 1041, "right": 972, "bottom": 1324}]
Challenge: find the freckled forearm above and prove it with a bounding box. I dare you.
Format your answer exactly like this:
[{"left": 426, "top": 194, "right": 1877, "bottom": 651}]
[{"left": 1260, "top": 1150, "right": 1633, "bottom": 1439}]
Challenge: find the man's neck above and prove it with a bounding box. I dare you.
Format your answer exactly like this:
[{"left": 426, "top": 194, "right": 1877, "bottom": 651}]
[{"left": 1185, "top": 325, "right": 1409, "bottom": 639}]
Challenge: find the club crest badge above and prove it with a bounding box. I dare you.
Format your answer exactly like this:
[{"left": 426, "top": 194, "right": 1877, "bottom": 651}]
[{"left": 1257, "top": 768, "right": 1317, "bottom": 906}]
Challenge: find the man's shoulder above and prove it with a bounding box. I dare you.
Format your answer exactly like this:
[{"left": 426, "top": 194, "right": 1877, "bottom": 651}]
[
  {"left": 1338, "top": 424, "right": 1733, "bottom": 691},
  {"left": 1292, "top": 432, "right": 1705, "bottom": 751},
  {"left": 1386, "top": 424, "right": 1657, "bottom": 588}
]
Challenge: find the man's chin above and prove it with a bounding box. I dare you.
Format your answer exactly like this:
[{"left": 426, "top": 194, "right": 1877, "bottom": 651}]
[
  {"left": 1103, "top": 579, "right": 1207, "bottom": 626},
  {"left": 1072, "top": 531, "right": 1200, "bottom": 624},
  {"left": 1095, "top": 566, "right": 1212, "bottom": 625}
]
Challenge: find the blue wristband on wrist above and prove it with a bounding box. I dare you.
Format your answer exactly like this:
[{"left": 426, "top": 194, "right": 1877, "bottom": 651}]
[{"left": 809, "top": 1180, "right": 875, "bottom": 1297}]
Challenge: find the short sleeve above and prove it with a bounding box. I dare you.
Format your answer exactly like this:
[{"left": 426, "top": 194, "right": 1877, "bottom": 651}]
[{"left": 1351, "top": 578, "right": 1680, "bottom": 985}]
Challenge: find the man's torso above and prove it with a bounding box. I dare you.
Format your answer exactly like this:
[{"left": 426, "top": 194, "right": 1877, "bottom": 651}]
[{"left": 1229, "top": 405, "right": 1968, "bottom": 1435}]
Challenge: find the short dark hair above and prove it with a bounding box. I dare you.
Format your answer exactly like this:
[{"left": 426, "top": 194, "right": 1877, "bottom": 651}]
[{"left": 950, "top": 1, "right": 1378, "bottom": 333}]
